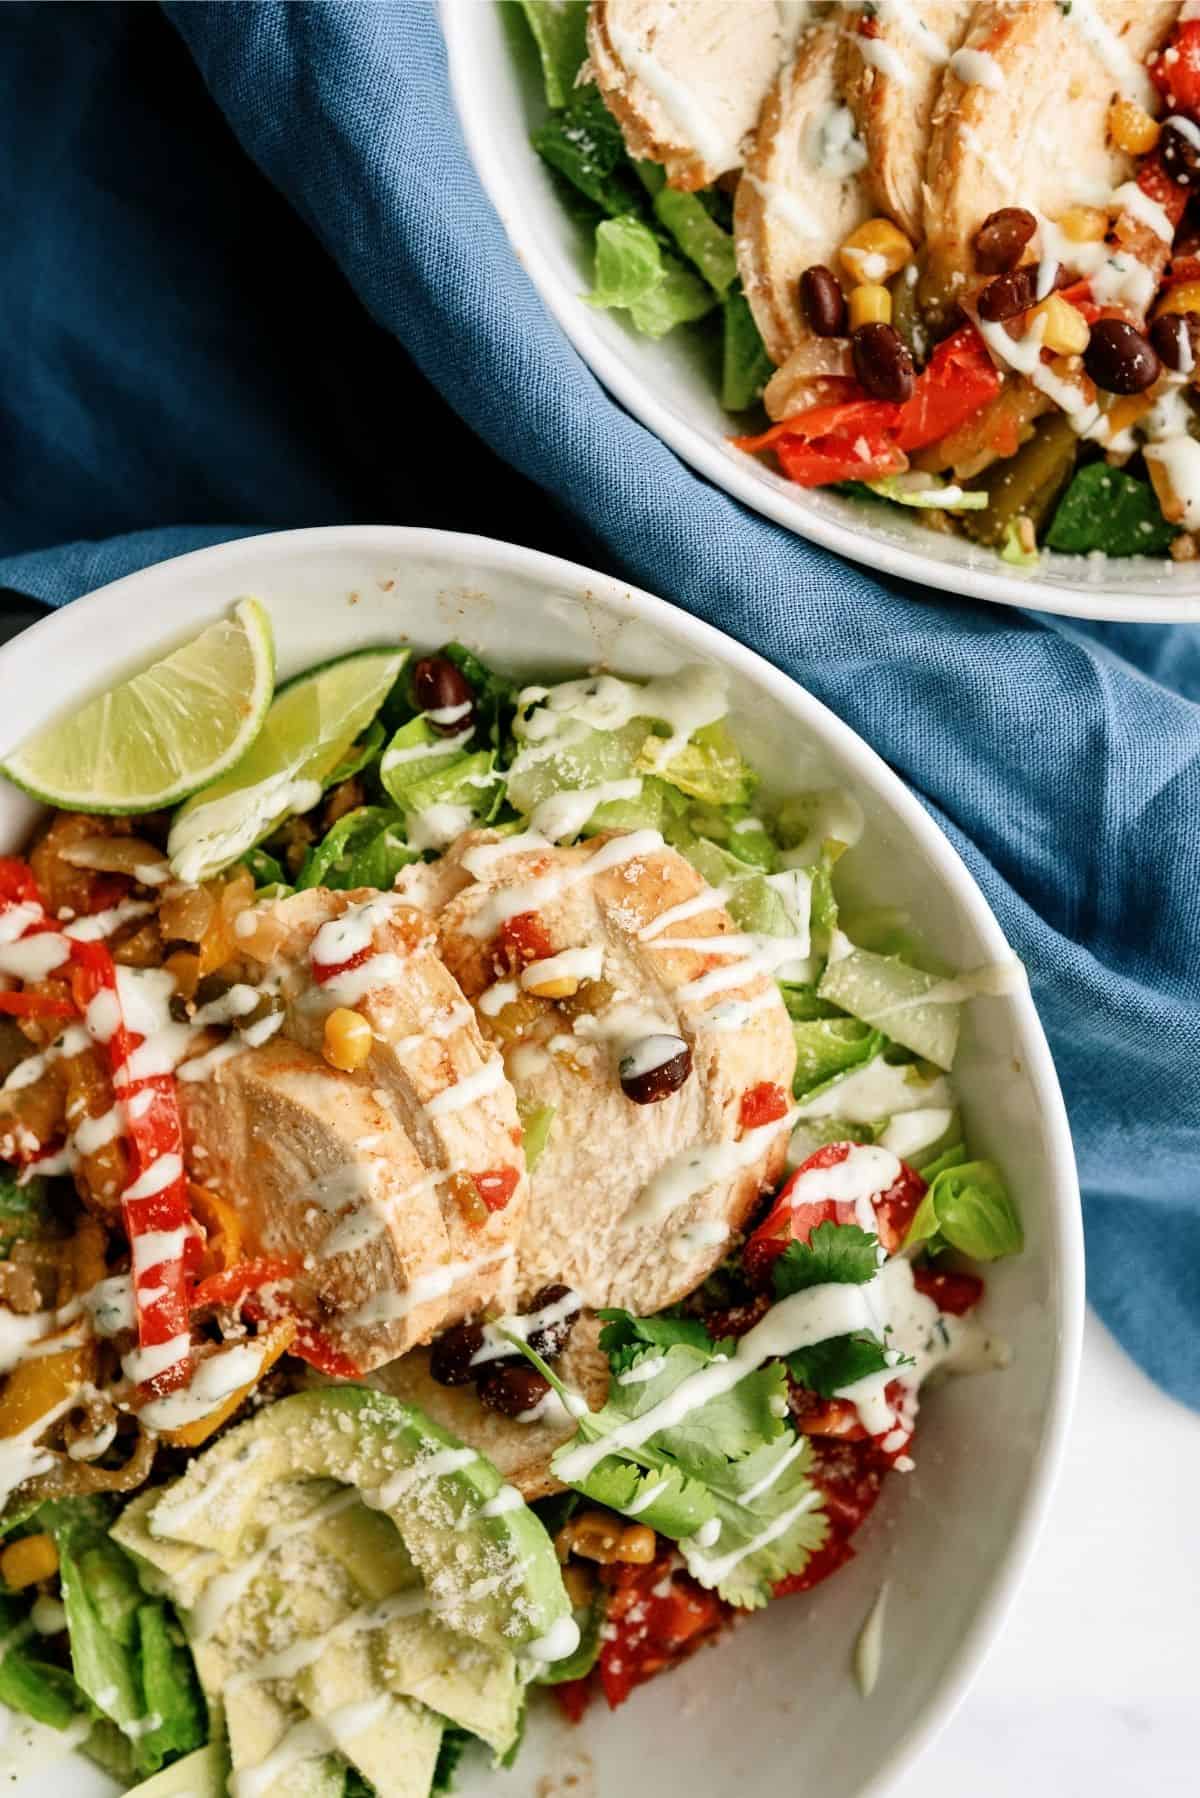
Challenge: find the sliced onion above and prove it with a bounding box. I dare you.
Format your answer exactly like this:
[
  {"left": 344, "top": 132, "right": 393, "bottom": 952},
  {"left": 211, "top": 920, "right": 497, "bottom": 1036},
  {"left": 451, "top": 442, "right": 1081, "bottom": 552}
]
[
  {"left": 58, "top": 837, "right": 168, "bottom": 881},
  {"left": 765, "top": 339, "right": 856, "bottom": 422}
]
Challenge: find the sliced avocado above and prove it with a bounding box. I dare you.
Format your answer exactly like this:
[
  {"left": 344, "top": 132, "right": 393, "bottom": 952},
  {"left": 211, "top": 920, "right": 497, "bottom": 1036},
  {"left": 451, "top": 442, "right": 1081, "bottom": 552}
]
[
  {"left": 144, "top": 1389, "right": 572, "bottom": 1656},
  {"left": 299, "top": 1636, "right": 443, "bottom": 1798},
  {"left": 124, "top": 1743, "right": 228, "bottom": 1797},
  {"left": 374, "top": 1613, "right": 522, "bottom": 1758},
  {"left": 112, "top": 1488, "right": 215, "bottom": 1610},
  {"left": 223, "top": 1684, "right": 345, "bottom": 1798}
]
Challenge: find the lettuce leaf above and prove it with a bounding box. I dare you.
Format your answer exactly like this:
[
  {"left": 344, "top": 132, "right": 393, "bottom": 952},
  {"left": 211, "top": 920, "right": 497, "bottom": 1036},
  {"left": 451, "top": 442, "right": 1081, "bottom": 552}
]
[
  {"left": 638, "top": 162, "right": 737, "bottom": 296},
  {"left": 904, "top": 1160, "right": 1022, "bottom": 1261},
  {"left": 588, "top": 216, "right": 717, "bottom": 338},
  {"left": 324, "top": 717, "right": 387, "bottom": 788},
  {"left": 1046, "top": 462, "right": 1175, "bottom": 558},
  {"left": 722, "top": 289, "right": 774, "bottom": 411},
  {"left": 645, "top": 720, "right": 756, "bottom": 807},
  {"left": 298, "top": 805, "right": 416, "bottom": 892},
  {"left": 532, "top": 84, "right": 645, "bottom": 217},
  {"left": 517, "top": 0, "right": 589, "bottom": 109},
  {"left": 792, "top": 1017, "right": 884, "bottom": 1096},
  {"left": 439, "top": 644, "right": 518, "bottom": 760},
  {"left": 0, "top": 1593, "right": 81, "bottom": 1729},
  {"left": 818, "top": 947, "right": 961, "bottom": 1070}
]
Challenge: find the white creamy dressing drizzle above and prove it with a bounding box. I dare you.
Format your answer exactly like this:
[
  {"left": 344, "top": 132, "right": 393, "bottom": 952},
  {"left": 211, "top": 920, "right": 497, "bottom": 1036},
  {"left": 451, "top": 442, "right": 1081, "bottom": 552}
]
[
  {"left": 1, "top": 1025, "right": 90, "bottom": 1094},
  {"left": 0, "top": 1388, "right": 84, "bottom": 1510},
  {"left": 806, "top": 104, "right": 867, "bottom": 180},
  {"left": 875, "top": 0, "right": 949, "bottom": 64},
  {"left": 347, "top": 1246, "right": 515, "bottom": 1328},
  {"left": 138, "top": 1341, "right": 265, "bottom": 1432},
  {"left": 638, "top": 886, "right": 727, "bottom": 942},
  {"left": 1142, "top": 377, "right": 1200, "bottom": 527},
  {"left": 1062, "top": 0, "right": 1156, "bottom": 109},
  {"left": 855, "top": 1581, "right": 890, "bottom": 1697},
  {"left": 617, "top": 1355, "right": 667, "bottom": 1388},
  {"left": 310, "top": 892, "right": 405, "bottom": 968},
  {"left": 169, "top": 774, "right": 323, "bottom": 884},
  {"left": 520, "top": 945, "right": 604, "bottom": 991},
  {"left": 407, "top": 802, "right": 475, "bottom": 853},
  {"left": 742, "top": 171, "right": 820, "bottom": 238},
  {"left": 62, "top": 899, "right": 156, "bottom": 942},
  {"left": 515, "top": 666, "right": 726, "bottom": 777},
  {"left": 463, "top": 829, "right": 667, "bottom": 940},
  {"left": 478, "top": 978, "right": 519, "bottom": 1017},
  {"left": 529, "top": 778, "right": 643, "bottom": 842},
  {"left": 424, "top": 1056, "right": 505, "bottom": 1118},
  {"left": 784, "top": 1143, "right": 902, "bottom": 1236},
  {"left": 949, "top": 47, "right": 1003, "bottom": 90},
  {"left": 470, "top": 1288, "right": 583, "bottom": 1368},
  {"left": 191, "top": 1487, "right": 359, "bottom": 1640},
  {"left": 379, "top": 726, "right": 472, "bottom": 775},
  {"left": 628, "top": 1107, "right": 798, "bottom": 1230},
  {"left": 617, "top": 1034, "right": 687, "bottom": 1080},
  {"left": 876, "top": 1106, "right": 955, "bottom": 1160},
  {"left": 859, "top": 35, "right": 912, "bottom": 88}
]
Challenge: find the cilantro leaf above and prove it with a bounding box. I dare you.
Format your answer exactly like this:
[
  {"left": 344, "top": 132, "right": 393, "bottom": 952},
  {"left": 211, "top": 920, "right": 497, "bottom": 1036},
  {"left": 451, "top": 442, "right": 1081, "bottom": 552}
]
[
  {"left": 597, "top": 1308, "right": 715, "bottom": 1375},
  {"left": 787, "top": 1334, "right": 893, "bottom": 1399},
  {"left": 692, "top": 1434, "right": 829, "bottom": 1612},
  {"left": 771, "top": 1222, "right": 880, "bottom": 1297}
]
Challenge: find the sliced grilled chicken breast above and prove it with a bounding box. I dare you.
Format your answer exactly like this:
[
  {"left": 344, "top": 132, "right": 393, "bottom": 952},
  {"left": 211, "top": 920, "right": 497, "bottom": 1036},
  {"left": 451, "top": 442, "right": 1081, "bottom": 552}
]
[
  {"left": 400, "top": 830, "right": 796, "bottom": 1314},
  {"left": 839, "top": 0, "right": 975, "bottom": 242},
  {"left": 234, "top": 888, "right": 527, "bottom": 1330},
  {"left": 735, "top": 18, "right": 872, "bottom": 365},
  {"left": 368, "top": 1313, "right": 609, "bottom": 1501},
  {"left": 587, "top": 0, "right": 813, "bottom": 190},
  {"left": 180, "top": 1041, "right": 453, "bottom": 1369},
  {"left": 922, "top": 0, "right": 1179, "bottom": 319}
]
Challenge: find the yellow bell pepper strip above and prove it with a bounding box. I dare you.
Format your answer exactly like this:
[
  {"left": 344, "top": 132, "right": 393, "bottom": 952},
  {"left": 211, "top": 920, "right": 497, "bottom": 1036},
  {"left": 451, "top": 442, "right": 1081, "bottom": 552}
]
[{"left": 153, "top": 1317, "right": 297, "bottom": 1449}]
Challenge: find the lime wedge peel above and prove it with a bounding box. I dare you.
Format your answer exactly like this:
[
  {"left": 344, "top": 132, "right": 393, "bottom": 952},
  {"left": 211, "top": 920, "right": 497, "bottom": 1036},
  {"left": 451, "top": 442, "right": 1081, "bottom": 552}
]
[
  {"left": 167, "top": 645, "right": 409, "bottom": 884},
  {"left": 1, "top": 597, "right": 276, "bottom": 816}
]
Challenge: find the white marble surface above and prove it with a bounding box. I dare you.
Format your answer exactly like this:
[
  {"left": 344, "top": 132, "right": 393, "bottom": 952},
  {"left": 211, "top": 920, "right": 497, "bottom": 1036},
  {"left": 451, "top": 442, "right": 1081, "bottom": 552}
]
[{"left": 897, "top": 1311, "right": 1199, "bottom": 1798}]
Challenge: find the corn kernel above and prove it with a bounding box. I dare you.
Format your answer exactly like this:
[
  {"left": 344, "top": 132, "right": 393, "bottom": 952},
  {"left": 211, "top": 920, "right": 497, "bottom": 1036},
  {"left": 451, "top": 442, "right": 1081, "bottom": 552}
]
[
  {"left": 322, "top": 1007, "right": 372, "bottom": 1072},
  {"left": 1156, "top": 280, "right": 1200, "bottom": 318},
  {"left": 616, "top": 1524, "right": 658, "bottom": 1565},
  {"left": 838, "top": 217, "right": 913, "bottom": 286},
  {"left": 1, "top": 1533, "right": 58, "bottom": 1590},
  {"left": 563, "top": 1564, "right": 596, "bottom": 1608},
  {"left": 1029, "top": 293, "right": 1090, "bottom": 357},
  {"left": 1109, "top": 98, "right": 1160, "bottom": 157},
  {"left": 521, "top": 971, "right": 581, "bottom": 1000},
  {"left": 849, "top": 283, "right": 892, "bottom": 330},
  {"left": 1057, "top": 205, "right": 1109, "bottom": 244},
  {"left": 556, "top": 1509, "right": 624, "bottom": 1564}
]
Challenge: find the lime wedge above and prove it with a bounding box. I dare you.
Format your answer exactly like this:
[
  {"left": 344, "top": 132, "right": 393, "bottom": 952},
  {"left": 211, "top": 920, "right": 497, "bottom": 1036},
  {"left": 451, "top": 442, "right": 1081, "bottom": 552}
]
[
  {"left": 167, "top": 646, "right": 409, "bottom": 883},
  {"left": 2, "top": 597, "right": 276, "bottom": 816}
]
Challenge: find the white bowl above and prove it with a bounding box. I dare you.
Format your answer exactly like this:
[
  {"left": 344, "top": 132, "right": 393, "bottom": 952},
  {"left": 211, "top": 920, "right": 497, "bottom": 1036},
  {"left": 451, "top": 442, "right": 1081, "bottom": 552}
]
[
  {"left": 0, "top": 527, "right": 1082, "bottom": 1798},
  {"left": 441, "top": 0, "right": 1200, "bottom": 625}
]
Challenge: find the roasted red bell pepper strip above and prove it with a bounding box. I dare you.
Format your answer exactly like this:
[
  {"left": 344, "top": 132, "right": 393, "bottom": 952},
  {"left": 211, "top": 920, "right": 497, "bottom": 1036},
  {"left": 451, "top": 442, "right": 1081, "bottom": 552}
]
[
  {"left": 893, "top": 325, "right": 1002, "bottom": 453},
  {"left": 1150, "top": 19, "right": 1200, "bottom": 117},
  {"left": 0, "top": 991, "right": 76, "bottom": 1019},
  {"left": 192, "top": 1257, "right": 299, "bottom": 1312},
  {"left": 70, "top": 939, "right": 193, "bottom": 1398},
  {"left": 240, "top": 1290, "right": 363, "bottom": 1381}
]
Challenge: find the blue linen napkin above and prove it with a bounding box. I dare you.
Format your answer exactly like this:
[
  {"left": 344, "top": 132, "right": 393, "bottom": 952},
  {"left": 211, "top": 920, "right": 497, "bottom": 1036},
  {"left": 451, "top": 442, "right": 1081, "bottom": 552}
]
[{"left": 1, "top": 2, "right": 1197, "bottom": 1405}]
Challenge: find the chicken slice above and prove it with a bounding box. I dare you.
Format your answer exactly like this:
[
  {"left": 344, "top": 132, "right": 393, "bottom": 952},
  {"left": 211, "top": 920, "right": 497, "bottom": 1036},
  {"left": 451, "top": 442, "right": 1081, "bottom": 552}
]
[
  {"left": 735, "top": 18, "right": 872, "bottom": 365},
  {"left": 922, "top": 0, "right": 1179, "bottom": 323},
  {"left": 587, "top": 0, "right": 814, "bottom": 191},
  {"left": 367, "top": 1314, "right": 610, "bottom": 1501},
  {"left": 233, "top": 888, "right": 527, "bottom": 1328},
  {"left": 180, "top": 1040, "right": 453, "bottom": 1369},
  {"left": 399, "top": 830, "right": 796, "bottom": 1314},
  {"left": 838, "top": 0, "right": 975, "bottom": 242}
]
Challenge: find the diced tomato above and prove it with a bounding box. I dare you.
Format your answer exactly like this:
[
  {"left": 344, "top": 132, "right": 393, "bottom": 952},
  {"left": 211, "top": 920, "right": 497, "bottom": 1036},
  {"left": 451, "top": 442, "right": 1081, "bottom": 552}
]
[
  {"left": 192, "top": 1257, "right": 299, "bottom": 1312},
  {"left": 0, "top": 991, "right": 76, "bottom": 1019},
  {"left": 472, "top": 1166, "right": 520, "bottom": 1213},
  {"left": 743, "top": 1142, "right": 926, "bottom": 1282},
  {"left": 1150, "top": 21, "right": 1200, "bottom": 118},
  {"left": 738, "top": 1081, "right": 789, "bottom": 1131},
  {"left": 495, "top": 911, "right": 555, "bottom": 970},
  {"left": 774, "top": 1435, "right": 886, "bottom": 1599},
  {"left": 596, "top": 1552, "right": 729, "bottom": 1710},
  {"left": 1138, "top": 153, "right": 1190, "bottom": 235},
  {"left": 912, "top": 1266, "right": 984, "bottom": 1316},
  {"left": 0, "top": 859, "right": 41, "bottom": 907},
  {"left": 311, "top": 944, "right": 373, "bottom": 985},
  {"left": 893, "top": 325, "right": 1002, "bottom": 453}
]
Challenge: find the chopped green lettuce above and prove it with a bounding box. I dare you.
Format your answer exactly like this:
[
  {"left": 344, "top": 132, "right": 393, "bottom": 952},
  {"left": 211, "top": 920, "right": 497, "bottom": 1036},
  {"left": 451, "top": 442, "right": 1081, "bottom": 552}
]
[
  {"left": 324, "top": 718, "right": 387, "bottom": 788},
  {"left": 589, "top": 216, "right": 717, "bottom": 338},
  {"left": 792, "top": 1017, "right": 884, "bottom": 1096},
  {"left": 1046, "top": 462, "right": 1176, "bottom": 558},
  {"left": 506, "top": 719, "right": 646, "bottom": 816},
  {"left": 722, "top": 289, "right": 774, "bottom": 411},
  {"left": 861, "top": 473, "right": 987, "bottom": 511},
  {"left": 380, "top": 717, "right": 471, "bottom": 801},
  {"left": 298, "top": 805, "right": 416, "bottom": 891},
  {"left": 532, "top": 85, "right": 646, "bottom": 217},
  {"left": 439, "top": 644, "right": 517, "bottom": 758},
  {"left": 818, "top": 947, "right": 961, "bottom": 1070},
  {"left": 904, "top": 1161, "right": 1023, "bottom": 1261},
  {"left": 517, "top": 0, "right": 589, "bottom": 108},
  {"left": 644, "top": 720, "right": 756, "bottom": 807},
  {"left": 0, "top": 1593, "right": 80, "bottom": 1729},
  {"left": 684, "top": 840, "right": 805, "bottom": 942},
  {"left": 432, "top": 1723, "right": 473, "bottom": 1795},
  {"left": 1000, "top": 517, "right": 1039, "bottom": 568},
  {"left": 637, "top": 162, "right": 737, "bottom": 295},
  {"left": 689, "top": 805, "right": 777, "bottom": 870}
]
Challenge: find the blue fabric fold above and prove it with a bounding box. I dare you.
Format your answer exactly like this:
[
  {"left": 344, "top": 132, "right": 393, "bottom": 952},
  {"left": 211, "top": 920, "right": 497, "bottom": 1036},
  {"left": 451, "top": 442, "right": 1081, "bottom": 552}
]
[{"left": 1, "top": 2, "right": 1197, "bottom": 1404}]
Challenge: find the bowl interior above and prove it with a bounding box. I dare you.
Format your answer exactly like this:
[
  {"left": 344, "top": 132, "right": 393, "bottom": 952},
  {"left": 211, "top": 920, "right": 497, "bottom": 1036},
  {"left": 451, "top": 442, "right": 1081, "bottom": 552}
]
[
  {"left": 0, "top": 527, "right": 1080, "bottom": 1798},
  {"left": 441, "top": 0, "right": 1200, "bottom": 625}
]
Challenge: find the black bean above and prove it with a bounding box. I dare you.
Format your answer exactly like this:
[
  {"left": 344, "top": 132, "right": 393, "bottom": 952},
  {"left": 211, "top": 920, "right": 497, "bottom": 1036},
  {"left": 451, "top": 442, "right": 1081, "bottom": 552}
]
[
  {"left": 430, "top": 1321, "right": 487, "bottom": 1386},
  {"left": 974, "top": 208, "right": 1038, "bottom": 276},
  {"left": 977, "top": 264, "right": 1041, "bottom": 322},
  {"left": 476, "top": 1363, "right": 550, "bottom": 1419},
  {"left": 800, "top": 264, "right": 847, "bottom": 337},
  {"left": 524, "top": 1283, "right": 579, "bottom": 1362},
  {"left": 412, "top": 655, "right": 475, "bottom": 737},
  {"left": 619, "top": 1035, "right": 693, "bottom": 1105},
  {"left": 1150, "top": 310, "right": 1200, "bottom": 372},
  {"left": 1161, "top": 121, "right": 1200, "bottom": 190},
  {"left": 851, "top": 322, "right": 915, "bottom": 403},
  {"left": 1083, "top": 318, "right": 1161, "bottom": 394}
]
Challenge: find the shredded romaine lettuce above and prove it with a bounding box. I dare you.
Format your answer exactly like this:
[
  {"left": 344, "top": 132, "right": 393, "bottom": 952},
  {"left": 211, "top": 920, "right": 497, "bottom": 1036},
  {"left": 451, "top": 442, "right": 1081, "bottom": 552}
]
[
  {"left": 863, "top": 473, "right": 988, "bottom": 511},
  {"left": 588, "top": 216, "right": 717, "bottom": 338},
  {"left": 904, "top": 1160, "right": 1023, "bottom": 1260},
  {"left": 516, "top": 0, "right": 589, "bottom": 109}
]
